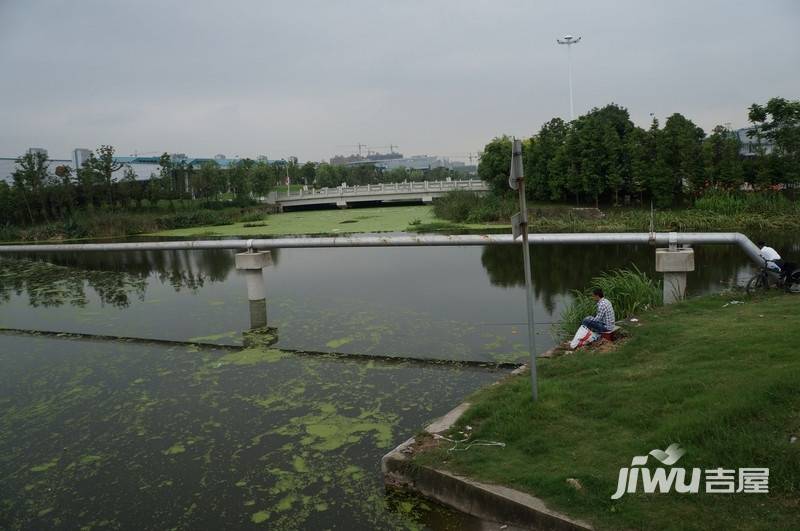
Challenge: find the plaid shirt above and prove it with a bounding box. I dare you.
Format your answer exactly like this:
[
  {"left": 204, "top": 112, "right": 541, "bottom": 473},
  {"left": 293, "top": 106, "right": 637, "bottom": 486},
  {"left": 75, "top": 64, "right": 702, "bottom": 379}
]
[{"left": 595, "top": 298, "right": 616, "bottom": 328}]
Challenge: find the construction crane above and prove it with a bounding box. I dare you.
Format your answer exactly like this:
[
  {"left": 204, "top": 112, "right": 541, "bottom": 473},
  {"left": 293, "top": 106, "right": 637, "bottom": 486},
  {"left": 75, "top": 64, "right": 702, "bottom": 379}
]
[
  {"left": 335, "top": 144, "right": 368, "bottom": 157},
  {"left": 367, "top": 145, "right": 400, "bottom": 156}
]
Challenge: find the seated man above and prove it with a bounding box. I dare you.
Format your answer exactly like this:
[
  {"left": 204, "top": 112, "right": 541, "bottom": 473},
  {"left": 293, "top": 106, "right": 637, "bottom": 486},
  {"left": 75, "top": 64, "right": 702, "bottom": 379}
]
[
  {"left": 757, "top": 241, "right": 784, "bottom": 273},
  {"left": 581, "top": 288, "right": 616, "bottom": 334}
]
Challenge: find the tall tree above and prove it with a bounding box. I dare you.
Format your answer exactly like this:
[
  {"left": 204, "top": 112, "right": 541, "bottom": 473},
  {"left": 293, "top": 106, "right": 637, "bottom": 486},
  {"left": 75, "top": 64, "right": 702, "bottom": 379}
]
[
  {"left": 84, "top": 145, "right": 124, "bottom": 207},
  {"left": 300, "top": 161, "right": 317, "bottom": 186},
  {"left": 11, "top": 151, "right": 50, "bottom": 223},
  {"left": 525, "top": 118, "right": 569, "bottom": 201},
  {"left": 250, "top": 161, "right": 277, "bottom": 199},
  {"left": 748, "top": 97, "right": 800, "bottom": 182},
  {"left": 315, "top": 163, "right": 339, "bottom": 188},
  {"left": 0, "top": 181, "right": 14, "bottom": 226},
  {"left": 228, "top": 159, "right": 254, "bottom": 203},
  {"left": 703, "top": 125, "right": 743, "bottom": 190},
  {"left": 658, "top": 113, "right": 705, "bottom": 203},
  {"left": 748, "top": 97, "right": 800, "bottom": 159},
  {"left": 477, "top": 136, "right": 513, "bottom": 195}
]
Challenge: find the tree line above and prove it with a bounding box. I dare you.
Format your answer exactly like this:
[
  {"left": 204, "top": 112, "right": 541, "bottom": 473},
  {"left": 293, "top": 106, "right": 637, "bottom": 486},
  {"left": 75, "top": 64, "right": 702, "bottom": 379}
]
[
  {"left": 1, "top": 147, "right": 466, "bottom": 228},
  {"left": 478, "top": 97, "right": 800, "bottom": 207},
  {"left": 0, "top": 147, "right": 284, "bottom": 227}
]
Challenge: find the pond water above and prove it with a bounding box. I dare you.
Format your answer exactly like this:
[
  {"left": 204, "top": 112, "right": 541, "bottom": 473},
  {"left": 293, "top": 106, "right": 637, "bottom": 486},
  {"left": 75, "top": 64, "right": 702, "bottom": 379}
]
[{"left": 0, "top": 231, "right": 796, "bottom": 529}]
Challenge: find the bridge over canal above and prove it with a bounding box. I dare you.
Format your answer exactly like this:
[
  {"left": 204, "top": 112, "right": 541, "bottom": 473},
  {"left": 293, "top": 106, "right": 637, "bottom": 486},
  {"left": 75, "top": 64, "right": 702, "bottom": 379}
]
[{"left": 269, "top": 179, "right": 488, "bottom": 209}]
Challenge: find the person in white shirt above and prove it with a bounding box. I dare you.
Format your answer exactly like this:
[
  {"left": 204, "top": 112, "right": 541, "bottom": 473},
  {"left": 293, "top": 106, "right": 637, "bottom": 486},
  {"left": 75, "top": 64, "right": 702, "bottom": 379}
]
[{"left": 756, "top": 241, "right": 783, "bottom": 273}]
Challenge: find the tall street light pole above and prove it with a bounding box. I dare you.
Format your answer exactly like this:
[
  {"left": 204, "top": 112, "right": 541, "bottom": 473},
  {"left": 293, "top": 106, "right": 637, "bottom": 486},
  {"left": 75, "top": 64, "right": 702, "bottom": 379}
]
[
  {"left": 557, "top": 35, "right": 581, "bottom": 120},
  {"left": 509, "top": 138, "right": 538, "bottom": 402}
]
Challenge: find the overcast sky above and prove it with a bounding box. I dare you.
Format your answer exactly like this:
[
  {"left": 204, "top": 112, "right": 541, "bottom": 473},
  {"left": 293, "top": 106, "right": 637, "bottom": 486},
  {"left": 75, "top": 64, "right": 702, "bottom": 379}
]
[{"left": 1, "top": 0, "right": 798, "bottom": 162}]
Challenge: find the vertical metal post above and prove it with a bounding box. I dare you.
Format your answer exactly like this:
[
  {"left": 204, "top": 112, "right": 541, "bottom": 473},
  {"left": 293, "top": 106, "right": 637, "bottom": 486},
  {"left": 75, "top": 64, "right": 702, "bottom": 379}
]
[
  {"left": 510, "top": 138, "right": 538, "bottom": 401},
  {"left": 567, "top": 44, "right": 574, "bottom": 120},
  {"left": 557, "top": 35, "right": 581, "bottom": 120}
]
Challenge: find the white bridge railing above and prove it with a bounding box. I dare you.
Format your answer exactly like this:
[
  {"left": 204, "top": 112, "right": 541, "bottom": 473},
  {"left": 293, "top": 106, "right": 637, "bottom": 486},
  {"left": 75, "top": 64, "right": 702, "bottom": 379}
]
[{"left": 275, "top": 179, "right": 487, "bottom": 200}]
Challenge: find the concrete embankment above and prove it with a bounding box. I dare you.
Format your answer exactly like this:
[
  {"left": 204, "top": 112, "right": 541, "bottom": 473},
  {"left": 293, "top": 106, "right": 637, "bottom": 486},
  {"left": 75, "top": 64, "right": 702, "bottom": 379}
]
[{"left": 381, "top": 400, "right": 593, "bottom": 531}]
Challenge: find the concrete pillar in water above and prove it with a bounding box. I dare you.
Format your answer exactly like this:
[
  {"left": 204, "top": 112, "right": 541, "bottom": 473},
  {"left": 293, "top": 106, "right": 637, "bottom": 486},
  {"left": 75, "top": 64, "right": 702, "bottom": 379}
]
[
  {"left": 235, "top": 250, "right": 272, "bottom": 329},
  {"left": 655, "top": 246, "right": 695, "bottom": 304},
  {"left": 248, "top": 300, "right": 268, "bottom": 329}
]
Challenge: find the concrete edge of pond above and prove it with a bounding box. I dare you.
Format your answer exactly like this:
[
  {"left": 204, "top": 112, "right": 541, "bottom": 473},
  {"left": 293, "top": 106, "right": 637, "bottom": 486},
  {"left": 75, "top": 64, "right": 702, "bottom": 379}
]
[{"left": 381, "top": 367, "right": 594, "bottom": 531}]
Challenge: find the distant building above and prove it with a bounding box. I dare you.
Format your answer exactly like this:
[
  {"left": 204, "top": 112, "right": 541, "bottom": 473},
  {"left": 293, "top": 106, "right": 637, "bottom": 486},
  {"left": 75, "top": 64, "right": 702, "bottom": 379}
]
[
  {"left": 72, "top": 148, "right": 92, "bottom": 169},
  {"left": 330, "top": 154, "right": 365, "bottom": 166},
  {"left": 0, "top": 148, "right": 264, "bottom": 183},
  {"left": 734, "top": 128, "right": 774, "bottom": 157},
  {"left": 335, "top": 153, "right": 476, "bottom": 175},
  {"left": 0, "top": 148, "right": 70, "bottom": 184},
  {"left": 330, "top": 151, "right": 404, "bottom": 166}
]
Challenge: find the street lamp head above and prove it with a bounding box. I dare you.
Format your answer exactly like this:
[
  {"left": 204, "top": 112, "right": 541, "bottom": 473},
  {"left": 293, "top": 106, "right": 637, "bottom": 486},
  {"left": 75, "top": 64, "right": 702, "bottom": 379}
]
[{"left": 557, "top": 35, "right": 581, "bottom": 45}]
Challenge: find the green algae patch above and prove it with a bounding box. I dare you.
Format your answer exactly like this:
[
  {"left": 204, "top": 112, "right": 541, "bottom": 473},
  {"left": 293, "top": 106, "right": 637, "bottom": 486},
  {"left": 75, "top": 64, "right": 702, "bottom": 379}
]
[
  {"left": 268, "top": 468, "right": 307, "bottom": 496},
  {"left": 275, "top": 494, "right": 297, "bottom": 512},
  {"left": 318, "top": 403, "right": 336, "bottom": 414},
  {"left": 251, "top": 510, "right": 269, "bottom": 524},
  {"left": 325, "top": 337, "right": 354, "bottom": 349},
  {"left": 218, "top": 348, "right": 287, "bottom": 366},
  {"left": 0, "top": 332, "right": 500, "bottom": 529},
  {"left": 29, "top": 459, "right": 58, "bottom": 473},
  {"left": 163, "top": 443, "right": 186, "bottom": 455},
  {"left": 291, "top": 456, "right": 308, "bottom": 473},
  {"left": 78, "top": 455, "right": 103, "bottom": 466},
  {"left": 150, "top": 205, "right": 441, "bottom": 237},
  {"left": 277, "top": 409, "right": 397, "bottom": 451},
  {"left": 343, "top": 465, "right": 363, "bottom": 478}
]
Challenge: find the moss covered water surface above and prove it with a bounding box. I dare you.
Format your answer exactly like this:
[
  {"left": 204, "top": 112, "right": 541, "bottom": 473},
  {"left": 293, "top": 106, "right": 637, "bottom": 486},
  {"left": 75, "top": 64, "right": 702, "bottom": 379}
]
[
  {"left": 0, "top": 235, "right": 792, "bottom": 528},
  {"left": 0, "top": 334, "right": 500, "bottom": 529},
  {"left": 149, "top": 205, "right": 502, "bottom": 238}
]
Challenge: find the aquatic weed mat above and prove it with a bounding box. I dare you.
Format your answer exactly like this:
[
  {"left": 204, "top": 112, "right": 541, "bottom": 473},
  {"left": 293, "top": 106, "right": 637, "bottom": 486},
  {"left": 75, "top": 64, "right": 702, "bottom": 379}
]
[{"left": 0, "top": 334, "right": 502, "bottom": 529}]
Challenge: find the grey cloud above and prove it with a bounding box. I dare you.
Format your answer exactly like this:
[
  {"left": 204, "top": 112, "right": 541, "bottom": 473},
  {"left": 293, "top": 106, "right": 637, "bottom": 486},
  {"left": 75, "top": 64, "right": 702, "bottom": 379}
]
[{"left": 1, "top": 0, "right": 798, "bottom": 161}]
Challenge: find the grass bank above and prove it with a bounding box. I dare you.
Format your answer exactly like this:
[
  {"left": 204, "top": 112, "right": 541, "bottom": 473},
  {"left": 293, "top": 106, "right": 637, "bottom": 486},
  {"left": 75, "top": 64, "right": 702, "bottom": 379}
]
[
  {"left": 0, "top": 204, "right": 271, "bottom": 243},
  {"left": 525, "top": 208, "right": 800, "bottom": 233},
  {"left": 433, "top": 190, "right": 800, "bottom": 232},
  {"left": 151, "top": 205, "right": 505, "bottom": 237},
  {"left": 415, "top": 292, "right": 800, "bottom": 530}
]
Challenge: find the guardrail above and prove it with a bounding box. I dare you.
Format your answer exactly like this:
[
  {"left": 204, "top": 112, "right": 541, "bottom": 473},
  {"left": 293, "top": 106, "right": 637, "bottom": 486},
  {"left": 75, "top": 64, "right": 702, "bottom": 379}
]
[{"left": 275, "top": 179, "right": 487, "bottom": 200}]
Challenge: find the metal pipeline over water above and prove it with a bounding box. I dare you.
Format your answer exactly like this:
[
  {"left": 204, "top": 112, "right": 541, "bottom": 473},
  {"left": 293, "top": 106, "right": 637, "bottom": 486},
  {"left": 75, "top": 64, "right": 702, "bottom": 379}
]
[{"left": 0, "top": 232, "right": 763, "bottom": 264}]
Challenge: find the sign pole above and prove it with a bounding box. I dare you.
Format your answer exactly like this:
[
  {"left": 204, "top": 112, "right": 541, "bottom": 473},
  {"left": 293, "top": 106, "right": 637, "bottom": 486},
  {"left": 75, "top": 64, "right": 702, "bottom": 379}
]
[{"left": 509, "top": 138, "right": 538, "bottom": 401}]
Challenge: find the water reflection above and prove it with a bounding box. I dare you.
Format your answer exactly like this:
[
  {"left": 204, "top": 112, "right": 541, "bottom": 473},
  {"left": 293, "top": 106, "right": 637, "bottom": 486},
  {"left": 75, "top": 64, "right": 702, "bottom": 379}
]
[
  {"left": 0, "top": 258, "right": 147, "bottom": 308},
  {"left": 0, "top": 233, "right": 793, "bottom": 362},
  {"left": 480, "top": 244, "right": 653, "bottom": 313},
  {"left": 479, "top": 239, "right": 772, "bottom": 308}
]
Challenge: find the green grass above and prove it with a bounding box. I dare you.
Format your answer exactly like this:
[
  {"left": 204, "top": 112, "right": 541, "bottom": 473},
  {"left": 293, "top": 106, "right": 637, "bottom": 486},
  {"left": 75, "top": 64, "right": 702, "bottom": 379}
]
[
  {"left": 523, "top": 208, "right": 799, "bottom": 233},
  {"left": 416, "top": 292, "right": 800, "bottom": 530},
  {"left": 0, "top": 205, "right": 269, "bottom": 243},
  {"left": 694, "top": 189, "right": 798, "bottom": 216},
  {"left": 432, "top": 191, "right": 800, "bottom": 232},
  {"left": 150, "top": 205, "right": 504, "bottom": 237}
]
